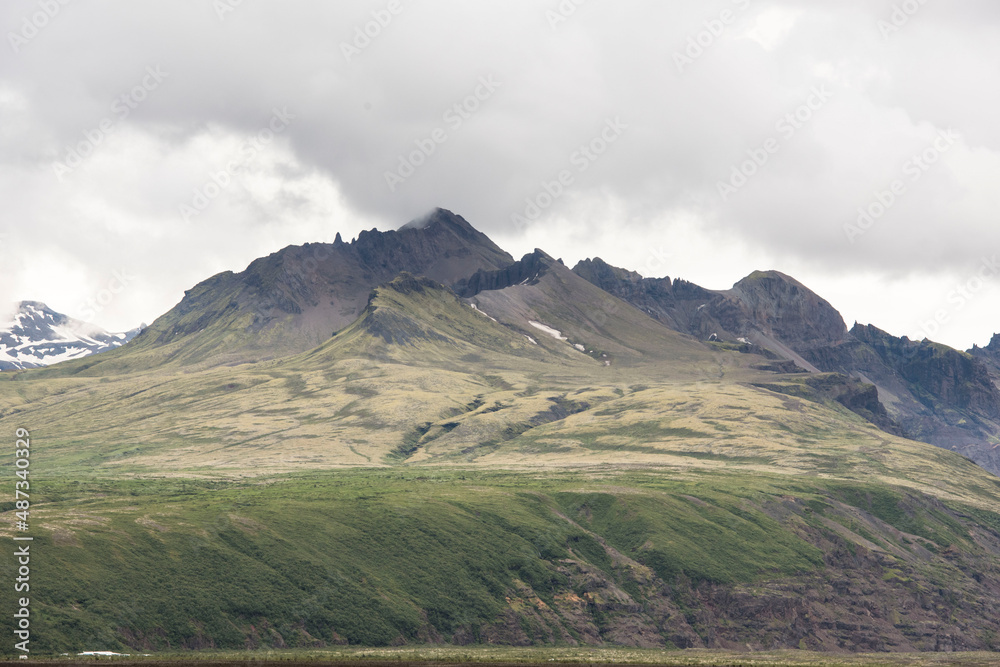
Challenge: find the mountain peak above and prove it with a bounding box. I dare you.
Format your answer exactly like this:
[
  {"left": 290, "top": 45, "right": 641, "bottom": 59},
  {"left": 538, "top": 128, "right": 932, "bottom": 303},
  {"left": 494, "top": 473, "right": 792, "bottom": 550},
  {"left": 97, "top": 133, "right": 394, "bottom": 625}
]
[
  {"left": 572, "top": 257, "right": 647, "bottom": 285},
  {"left": 729, "top": 269, "right": 847, "bottom": 347},
  {"left": 454, "top": 250, "right": 551, "bottom": 298},
  {"left": 1, "top": 302, "right": 141, "bottom": 371},
  {"left": 734, "top": 269, "right": 806, "bottom": 291},
  {"left": 110, "top": 209, "right": 515, "bottom": 369},
  {"left": 17, "top": 299, "right": 53, "bottom": 310},
  {"left": 399, "top": 207, "right": 474, "bottom": 232},
  {"left": 13, "top": 300, "right": 65, "bottom": 324}
]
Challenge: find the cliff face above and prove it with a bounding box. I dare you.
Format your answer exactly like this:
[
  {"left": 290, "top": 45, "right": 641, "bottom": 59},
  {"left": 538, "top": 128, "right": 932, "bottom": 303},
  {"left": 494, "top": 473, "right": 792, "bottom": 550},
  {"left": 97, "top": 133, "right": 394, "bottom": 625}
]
[
  {"left": 970, "top": 333, "right": 1000, "bottom": 379},
  {"left": 454, "top": 250, "right": 550, "bottom": 297},
  {"left": 571, "top": 258, "right": 723, "bottom": 337},
  {"left": 803, "top": 324, "right": 1000, "bottom": 452},
  {"left": 725, "top": 271, "right": 848, "bottom": 350},
  {"left": 571, "top": 264, "right": 846, "bottom": 352},
  {"left": 126, "top": 208, "right": 516, "bottom": 364},
  {"left": 851, "top": 326, "right": 1000, "bottom": 416},
  {"left": 574, "top": 258, "right": 1000, "bottom": 474}
]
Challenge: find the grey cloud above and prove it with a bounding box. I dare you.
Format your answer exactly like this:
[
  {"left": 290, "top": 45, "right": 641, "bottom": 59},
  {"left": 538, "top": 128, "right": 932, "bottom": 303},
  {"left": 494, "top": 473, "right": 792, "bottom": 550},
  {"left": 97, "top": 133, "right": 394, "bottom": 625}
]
[{"left": 1, "top": 0, "right": 998, "bottom": 344}]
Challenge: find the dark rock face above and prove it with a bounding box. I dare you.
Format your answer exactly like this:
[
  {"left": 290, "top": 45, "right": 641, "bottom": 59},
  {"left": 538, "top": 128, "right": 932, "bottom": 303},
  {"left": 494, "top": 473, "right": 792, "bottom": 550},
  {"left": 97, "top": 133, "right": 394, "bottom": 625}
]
[
  {"left": 571, "top": 257, "right": 715, "bottom": 334},
  {"left": 970, "top": 333, "right": 1000, "bottom": 378},
  {"left": 574, "top": 258, "right": 1000, "bottom": 475},
  {"left": 572, "top": 263, "right": 845, "bottom": 353},
  {"left": 454, "top": 250, "right": 550, "bottom": 298},
  {"left": 724, "top": 271, "right": 847, "bottom": 350},
  {"left": 805, "top": 324, "right": 1000, "bottom": 454},
  {"left": 852, "top": 325, "right": 1000, "bottom": 415},
  {"left": 135, "top": 208, "right": 515, "bottom": 358}
]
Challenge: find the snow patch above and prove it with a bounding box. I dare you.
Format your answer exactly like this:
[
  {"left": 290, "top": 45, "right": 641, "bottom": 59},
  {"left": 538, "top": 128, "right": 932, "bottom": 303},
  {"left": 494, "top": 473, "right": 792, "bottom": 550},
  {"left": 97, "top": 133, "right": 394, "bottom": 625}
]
[
  {"left": 517, "top": 273, "right": 539, "bottom": 286},
  {"left": 574, "top": 343, "right": 586, "bottom": 352},
  {"left": 528, "top": 321, "right": 567, "bottom": 341},
  {"left": 1, "top": 301, "right": 143, "bottom": 370},
  {"left": 524, "top": 335, "right": 538, "bottom": 345},
  {"left": 469, "top": 303, "right": 498, "bottom": 323}
]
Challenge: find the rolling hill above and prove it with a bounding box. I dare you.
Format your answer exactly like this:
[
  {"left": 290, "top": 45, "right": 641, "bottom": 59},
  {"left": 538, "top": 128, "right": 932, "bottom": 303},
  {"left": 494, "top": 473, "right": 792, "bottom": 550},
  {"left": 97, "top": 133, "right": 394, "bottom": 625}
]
[
  {"left": 3, "top": 209, "right": 1000, "bottom": 656},
  {"left": 573, "top": 258, "right": 1000, "bottom": 475}
]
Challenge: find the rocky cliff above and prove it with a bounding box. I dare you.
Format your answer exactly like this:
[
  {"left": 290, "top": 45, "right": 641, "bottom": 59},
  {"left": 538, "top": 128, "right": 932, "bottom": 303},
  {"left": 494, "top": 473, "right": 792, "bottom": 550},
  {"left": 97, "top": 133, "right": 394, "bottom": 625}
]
[{"left": 574, "top": 259, "right": 1000, "bottom": 475}]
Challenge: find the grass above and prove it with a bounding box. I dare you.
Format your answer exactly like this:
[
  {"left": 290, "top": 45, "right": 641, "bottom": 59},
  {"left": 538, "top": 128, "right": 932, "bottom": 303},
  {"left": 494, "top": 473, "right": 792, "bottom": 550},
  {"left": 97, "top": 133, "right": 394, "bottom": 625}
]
[
  {"left": 6, "top": 271, "right": 1000, "bottom": 657},
  {"left": 3, "top": 276, "right": 1000, "bottom": 520},
  {"left": 11, "top": 646, "right": 1000, "bottom": 665},
  {"left": 3, "top": 469, "right": 1000, "bottom": 656}
]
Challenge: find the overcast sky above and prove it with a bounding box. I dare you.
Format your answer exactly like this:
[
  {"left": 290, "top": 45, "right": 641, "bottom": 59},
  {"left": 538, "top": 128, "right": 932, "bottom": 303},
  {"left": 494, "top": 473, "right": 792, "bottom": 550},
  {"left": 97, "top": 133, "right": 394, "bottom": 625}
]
[{"left": 2, "top": 0, "right": 999, "bottom": 350}]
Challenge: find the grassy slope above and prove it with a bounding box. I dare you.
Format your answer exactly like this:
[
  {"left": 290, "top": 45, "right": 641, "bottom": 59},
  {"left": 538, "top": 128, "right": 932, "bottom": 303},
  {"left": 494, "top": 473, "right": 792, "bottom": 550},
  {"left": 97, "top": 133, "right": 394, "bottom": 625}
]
[
  {"left": 4, "top": 470, "right": 1000, "bottom": 654},
  {"left": 4, "top": 276, "right": 1000, "bottom": 654}
]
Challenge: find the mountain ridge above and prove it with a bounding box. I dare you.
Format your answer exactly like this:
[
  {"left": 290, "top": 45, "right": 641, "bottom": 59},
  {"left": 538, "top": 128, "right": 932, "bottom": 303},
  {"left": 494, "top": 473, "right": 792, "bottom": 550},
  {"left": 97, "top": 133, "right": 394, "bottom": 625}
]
[
  {"left": 7, "top": 209, "right": 1000, "bottom": 654},
  {"left": 12, "top": 210, "right": 1000, "bottom": 475},
  {"left": 26, "top": 208, "right": 515, "bottom": 374},
  {"left": 572, "top": 256, "right": 1000, "bottom": 474},
  {"left": 0, "top": 300, "right": 143, "bottom": 370}
]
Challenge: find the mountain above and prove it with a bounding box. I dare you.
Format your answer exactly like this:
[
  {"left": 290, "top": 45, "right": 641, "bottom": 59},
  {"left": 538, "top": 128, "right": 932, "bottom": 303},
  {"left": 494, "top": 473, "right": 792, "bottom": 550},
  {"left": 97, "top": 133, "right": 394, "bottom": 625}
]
[
  {"left": 971, "top": 333, "right": 1000, "bottom": 378},
  {"left": 8, "top": 210, "right": 1000, "bottom": 655},
  {"left": 461, "top": 250, "right": 713, "bottom": 367},
  {"left": 37, "top": 209, "right": 514, "bottom": 374},
  {"left": 0, "top": 301, "right": 143, "bottom": 370},
  {"left": 573, "top": 258, "right": 1000, "bottom": 475},
  {"left": 571, "top": 261, "right": 846, "bottom": 364}
]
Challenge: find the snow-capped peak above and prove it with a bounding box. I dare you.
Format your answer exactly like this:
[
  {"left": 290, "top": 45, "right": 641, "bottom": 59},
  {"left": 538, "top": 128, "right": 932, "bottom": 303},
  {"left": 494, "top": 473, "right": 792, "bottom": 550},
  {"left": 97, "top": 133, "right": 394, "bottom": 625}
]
[{"left": 0, "top": 301, "right": 144, "bottom": 371}]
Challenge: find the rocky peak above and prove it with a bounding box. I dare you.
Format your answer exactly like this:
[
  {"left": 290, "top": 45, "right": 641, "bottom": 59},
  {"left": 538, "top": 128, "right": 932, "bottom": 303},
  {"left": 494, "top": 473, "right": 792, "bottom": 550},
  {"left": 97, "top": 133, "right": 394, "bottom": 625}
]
[
  {"left": 725, "top": 270, "right": 847, "bottom": 349},
  {"left": 572, "top": 257, "right": 649, "bottom": 286},
  {"left": 126, "top": 209, "right": 516, "bottom": 363},
  {"left": 454, "top": 250, "right": 552, "bottom": 298},
  {"left": 1, "top": 301, "right": 142, "bottom": 371},
  {"left": 850, "top": 323, "right": 1000, "bottom": 415},
  {"left": 380, "top": 272, "right": 439, "bottom": 296},
  {"left": 970, "top": 333, "right": 1000, "bottom": 357}
]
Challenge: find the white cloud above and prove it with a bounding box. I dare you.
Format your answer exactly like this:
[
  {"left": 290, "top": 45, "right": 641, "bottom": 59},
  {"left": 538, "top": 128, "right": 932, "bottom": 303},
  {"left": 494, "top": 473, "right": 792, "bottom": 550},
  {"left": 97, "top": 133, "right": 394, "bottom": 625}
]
[
  {"left": 1, "top": 0, "right": 998, "bottom": 349},
  {"left": 740, "top": 7, "right": 803, "bottom": 51}
]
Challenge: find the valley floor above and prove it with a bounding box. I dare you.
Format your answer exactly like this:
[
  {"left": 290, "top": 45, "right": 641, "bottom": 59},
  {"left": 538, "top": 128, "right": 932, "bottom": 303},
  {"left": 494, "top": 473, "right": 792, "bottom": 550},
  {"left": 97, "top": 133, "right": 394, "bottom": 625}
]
[
  {"left": 7, "top": 646, "right": 1000, "bottom": 666},
  {"left": 6, "top": 469, "right": 1000, "bottom": 656}
]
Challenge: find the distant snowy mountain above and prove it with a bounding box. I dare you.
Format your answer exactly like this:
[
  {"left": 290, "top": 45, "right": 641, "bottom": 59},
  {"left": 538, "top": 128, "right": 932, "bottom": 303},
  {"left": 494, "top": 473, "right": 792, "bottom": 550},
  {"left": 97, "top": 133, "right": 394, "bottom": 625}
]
[{"left": 0, "top": 301, "right": 144, "bottom": 371}]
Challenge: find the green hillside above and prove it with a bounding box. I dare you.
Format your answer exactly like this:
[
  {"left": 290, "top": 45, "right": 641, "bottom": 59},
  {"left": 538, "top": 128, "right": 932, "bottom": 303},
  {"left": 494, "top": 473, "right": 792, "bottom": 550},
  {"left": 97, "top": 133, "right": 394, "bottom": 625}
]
[
  {"left": 6, "top": 469, "right": 1000, "bottom": 654},
  {"left": 5, "top": 225, "right": 1000, "bottom": 657}
]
